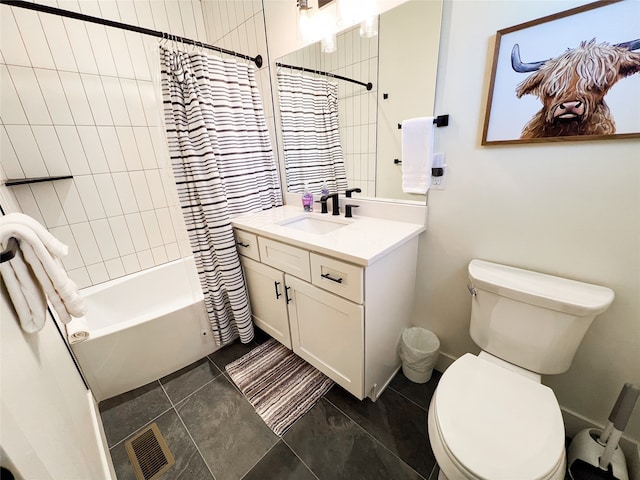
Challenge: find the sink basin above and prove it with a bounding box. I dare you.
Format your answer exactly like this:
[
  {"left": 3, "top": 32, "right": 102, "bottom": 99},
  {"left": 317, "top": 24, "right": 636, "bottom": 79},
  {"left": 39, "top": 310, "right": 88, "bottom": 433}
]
[{"left": 279, "top": 215, "right": 350, "bottom": 235}]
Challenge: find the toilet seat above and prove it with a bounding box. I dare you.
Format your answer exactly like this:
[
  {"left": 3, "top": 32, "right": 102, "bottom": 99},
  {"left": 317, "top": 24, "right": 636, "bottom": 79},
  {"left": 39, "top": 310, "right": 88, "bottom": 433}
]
[{"left": 432, "top": 354, "right": 565, "bottom": 480}]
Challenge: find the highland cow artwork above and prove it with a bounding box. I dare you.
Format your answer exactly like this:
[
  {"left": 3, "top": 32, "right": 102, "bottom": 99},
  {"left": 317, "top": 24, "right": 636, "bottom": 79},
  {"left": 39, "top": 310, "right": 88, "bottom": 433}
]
[{"left": 482, "top": 1, "right": 640, "bottom": 145}]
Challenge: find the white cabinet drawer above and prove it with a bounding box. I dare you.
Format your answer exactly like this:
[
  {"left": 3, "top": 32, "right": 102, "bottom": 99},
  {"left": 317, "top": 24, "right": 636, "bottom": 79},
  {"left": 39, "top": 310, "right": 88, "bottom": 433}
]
[
  {"left": 234, "top": 230, "right": 260, "bottom": 261},
  {"left": 258, "top": 237, "right": 311, "bottom": 282},
  {"left": 310, "top": 253, "right": 363, "bottom": 304}
]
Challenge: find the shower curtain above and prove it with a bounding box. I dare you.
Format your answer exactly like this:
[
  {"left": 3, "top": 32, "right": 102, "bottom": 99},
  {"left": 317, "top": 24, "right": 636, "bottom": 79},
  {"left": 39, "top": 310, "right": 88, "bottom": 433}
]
[
  {"left": 277, "top": 71, "right": 348, "bottom": 193},
  {"left": 160, "top": 46, "right": 282, "bottom": 345}
]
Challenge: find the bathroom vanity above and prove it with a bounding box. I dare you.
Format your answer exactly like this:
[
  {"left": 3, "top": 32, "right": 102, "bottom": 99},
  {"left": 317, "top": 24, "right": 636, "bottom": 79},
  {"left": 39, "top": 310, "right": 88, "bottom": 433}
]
[{"left": 231, "top": 205, "right": 425, "bottom": 401}]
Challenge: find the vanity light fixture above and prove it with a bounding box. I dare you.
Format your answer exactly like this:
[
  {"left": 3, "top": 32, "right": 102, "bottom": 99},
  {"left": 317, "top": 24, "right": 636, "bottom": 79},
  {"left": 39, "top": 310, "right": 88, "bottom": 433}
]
[
  {"left": 297, "top": 0, "right": 313, "bottom": 41},
  {"left": 359, "top": 15, "right": 378, "bottom": 38}
]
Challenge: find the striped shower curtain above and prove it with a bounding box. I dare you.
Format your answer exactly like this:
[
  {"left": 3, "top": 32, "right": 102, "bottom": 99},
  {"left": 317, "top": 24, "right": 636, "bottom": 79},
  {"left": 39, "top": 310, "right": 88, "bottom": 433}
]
[
  {"left": 160, "top": 46, "right": 282, "bottom": 345},
  {"left": 277, "top": 72, "right": 348, "bottom": 193}
]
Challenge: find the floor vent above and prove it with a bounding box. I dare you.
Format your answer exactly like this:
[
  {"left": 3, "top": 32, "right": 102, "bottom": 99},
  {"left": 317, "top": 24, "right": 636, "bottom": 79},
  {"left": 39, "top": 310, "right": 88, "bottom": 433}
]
[{"left": 124, "top": 423, "right": 175, "bottom": 480}]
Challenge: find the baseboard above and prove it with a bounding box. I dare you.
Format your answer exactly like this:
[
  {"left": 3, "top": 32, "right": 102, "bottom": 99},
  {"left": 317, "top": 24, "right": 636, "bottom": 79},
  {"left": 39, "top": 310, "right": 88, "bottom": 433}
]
[{"left": 434, "top": 353, "right": 640, "bottom": 480}]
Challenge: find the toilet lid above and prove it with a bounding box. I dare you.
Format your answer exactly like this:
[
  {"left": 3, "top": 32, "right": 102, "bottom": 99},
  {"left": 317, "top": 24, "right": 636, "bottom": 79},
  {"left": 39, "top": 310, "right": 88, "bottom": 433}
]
[{"left": 434, "top": 354, "right": 565, "bottom": 480}]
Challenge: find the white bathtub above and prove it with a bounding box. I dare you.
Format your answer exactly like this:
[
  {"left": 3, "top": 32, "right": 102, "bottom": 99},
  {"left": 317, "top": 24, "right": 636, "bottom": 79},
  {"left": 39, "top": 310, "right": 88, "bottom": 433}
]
[{"left": 71, "top": 257, "right": 219, "bottom": 402}]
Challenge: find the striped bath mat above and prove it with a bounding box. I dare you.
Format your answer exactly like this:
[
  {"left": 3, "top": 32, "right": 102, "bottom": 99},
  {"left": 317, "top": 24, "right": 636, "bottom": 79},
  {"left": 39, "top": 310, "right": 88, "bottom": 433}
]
[{"left": 225, "top": 339, "right": 334, "bottom": 436}]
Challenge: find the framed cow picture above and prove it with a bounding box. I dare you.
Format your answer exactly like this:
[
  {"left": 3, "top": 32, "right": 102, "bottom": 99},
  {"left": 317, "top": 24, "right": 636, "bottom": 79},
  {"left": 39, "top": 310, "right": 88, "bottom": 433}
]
[{"left": 482, "top": 0, "right": 640, "bottom": 145}]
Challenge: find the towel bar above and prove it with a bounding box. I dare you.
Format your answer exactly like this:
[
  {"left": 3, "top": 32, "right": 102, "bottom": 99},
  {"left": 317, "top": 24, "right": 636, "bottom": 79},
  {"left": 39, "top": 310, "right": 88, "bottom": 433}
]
[
  {"left": 0, "top": 237, "right": 18, "bottom": 263},
  {"left": 398, "top": 115, "right": 449, "bottom": 129}
]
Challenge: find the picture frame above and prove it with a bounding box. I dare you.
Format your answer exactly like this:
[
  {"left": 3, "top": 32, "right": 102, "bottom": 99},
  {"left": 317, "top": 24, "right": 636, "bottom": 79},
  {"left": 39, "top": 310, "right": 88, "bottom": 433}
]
[{"left": 481, "top": 0, "right": 640, "bottom": 145}]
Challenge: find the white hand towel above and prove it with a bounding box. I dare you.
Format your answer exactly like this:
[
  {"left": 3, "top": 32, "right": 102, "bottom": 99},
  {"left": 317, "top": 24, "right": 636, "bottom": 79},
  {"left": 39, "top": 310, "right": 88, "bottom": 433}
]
[
  {"left": 401, "top": 116, "right": 435, "bottom": 194},
  {"left": 0, "top": 213, "right": 87, "bottom": 333},
  {"left": 66, "top": 317, "right": 90, "bottom": 344}
]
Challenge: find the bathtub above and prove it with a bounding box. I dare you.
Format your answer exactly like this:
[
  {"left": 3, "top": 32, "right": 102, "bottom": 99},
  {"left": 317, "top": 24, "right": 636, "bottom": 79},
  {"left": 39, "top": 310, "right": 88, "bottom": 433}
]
[{"left": 71, "top": 257, "right": 219, "bottom": 402}]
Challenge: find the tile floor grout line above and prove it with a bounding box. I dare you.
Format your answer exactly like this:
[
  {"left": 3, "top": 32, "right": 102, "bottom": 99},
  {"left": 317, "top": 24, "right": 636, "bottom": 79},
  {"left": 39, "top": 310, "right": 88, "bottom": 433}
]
[
  {"left": 158, "top": 380, "right": 219, "bottom": 480},
  {"left": 108, "top": 404, "right": 175, "bottom": 450},
  {"left": 280, "top": 437, "right": 322, "bottom": 480},
  {"left": 322, "top": 395, "right": 429, "bottom": 480},
  {"left": 387, "top": 384, "right": 431, "bottom": 413}
]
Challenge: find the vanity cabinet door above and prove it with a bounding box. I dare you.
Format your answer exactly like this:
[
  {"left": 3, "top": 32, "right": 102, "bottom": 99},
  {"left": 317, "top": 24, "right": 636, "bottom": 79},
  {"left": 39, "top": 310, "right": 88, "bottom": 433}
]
[
  {"left": 285, "top": 274, "right": 365, "bottom": 399},
  {"left": 241, "top": 257, "right": 291, "bottom": 349}
]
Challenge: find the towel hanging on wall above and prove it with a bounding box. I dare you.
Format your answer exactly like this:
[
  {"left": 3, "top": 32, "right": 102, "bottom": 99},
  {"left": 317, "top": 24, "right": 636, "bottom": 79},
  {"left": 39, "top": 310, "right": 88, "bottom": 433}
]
[
  {"left": 401, "top": 116, "right": 435, "bottom": 194},
  {"left": 0, "top": 212, "right": 86, "bottom": 333}
]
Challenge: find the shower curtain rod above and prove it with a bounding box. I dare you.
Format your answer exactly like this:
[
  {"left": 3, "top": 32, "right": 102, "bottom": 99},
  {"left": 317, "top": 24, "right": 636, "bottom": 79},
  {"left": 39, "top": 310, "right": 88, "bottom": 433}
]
[
  {"left": 276, "top": 62, "right": 373, "bottom": 91},
  {"left": 0, "top": 0, "right": 263, "bottom": 68}
]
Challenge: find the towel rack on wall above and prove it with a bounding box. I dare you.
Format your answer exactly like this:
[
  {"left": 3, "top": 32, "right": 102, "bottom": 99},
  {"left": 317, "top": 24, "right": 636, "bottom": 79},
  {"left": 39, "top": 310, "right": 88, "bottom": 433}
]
[
  {"left": 276, "top": 62, "right": 373, "bottom": 91},
  {"left": 397, "top": 115, "right": 449, "bottom": 129},
  {"left": 0, "top": 0, "right": 264, "bottom": 68},
  {"left": 0, "top": 237, "right": 18, "bottom": 264}
]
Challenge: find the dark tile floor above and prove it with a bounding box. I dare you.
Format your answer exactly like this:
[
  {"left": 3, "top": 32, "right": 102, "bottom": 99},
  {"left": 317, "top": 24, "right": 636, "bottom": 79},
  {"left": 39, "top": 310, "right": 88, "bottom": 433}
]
[{"left": 99, "top": 331, "right": 442, "bottom": 480}]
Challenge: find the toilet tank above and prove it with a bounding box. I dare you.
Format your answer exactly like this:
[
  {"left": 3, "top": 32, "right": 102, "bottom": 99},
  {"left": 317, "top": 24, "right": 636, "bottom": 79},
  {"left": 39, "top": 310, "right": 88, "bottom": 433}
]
[{"left": 467, "top": 259, "right": 614, "bottom": 375}]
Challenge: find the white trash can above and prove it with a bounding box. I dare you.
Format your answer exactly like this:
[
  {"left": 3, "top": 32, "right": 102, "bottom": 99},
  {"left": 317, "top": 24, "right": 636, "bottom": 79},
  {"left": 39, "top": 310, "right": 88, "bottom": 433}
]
[{"left": 398, "top": 327, "right": 440, "bottom": 383}]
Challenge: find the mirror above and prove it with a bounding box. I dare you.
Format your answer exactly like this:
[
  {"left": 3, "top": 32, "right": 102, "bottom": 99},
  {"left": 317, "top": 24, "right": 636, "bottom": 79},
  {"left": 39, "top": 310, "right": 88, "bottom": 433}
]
[{"left": 275, "top": 0, "right": 443, "bottom": 202}]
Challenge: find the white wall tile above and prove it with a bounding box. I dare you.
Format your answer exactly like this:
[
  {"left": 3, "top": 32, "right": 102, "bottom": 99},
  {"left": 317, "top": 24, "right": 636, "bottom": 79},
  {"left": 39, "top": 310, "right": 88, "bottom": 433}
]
[
  {"left": 149, "top": 1, "right": 170, "bottom": 32},
  {"left": 31, "top": 126, "right": 71, "bottom": 176},
  {"left": 165, "top": 242, "right": 180, "bottom": 261},
  {"left": 63, "top": 19, "right": 99, "bottom": 74},
  {"left": 97, "top": 127, "right": 127, "bottom": 172},
  {"left": 4, "top": 125, "right": 48, "bottom": 177},
  {"left": 165, "top": 2, "right": 184, "bottom": 37},
  {"left": 151, "top": 245, "right": 168, "bottom": 264},
  {"left": 149, "top": 127, "right": 170, "bottom": 168},
  {"left": 58, "top": 71, "right": 95, "bottom": 125},
  {"left": 93, "top": 173, "right": 123, "bottom": 217},
  {"left": 34, "top": 69, "right": 74, "bottom": 125},
  {"left": 178, "top": 3, "right": 198, "bottom": 42},
  {"left": 124, "top": 31, "right": 152, "bottom": 81},
  {"left": 82, "top": 22, "right": 118, "bottom": 77},
  {"left": 68, "top": 267, "right": 91, "bottom": 289},
  {"left": 139, "top": 81, "right": 160, "bottom": 127},
  {"left": 140, "top": 210, "right": 162, "bottom": 248},
  {"left": 73, "top": 175, "right": 106, "bottom": 220},
  {"left": 137, "top": 249, "right": 154, "bottom": 269},
  {"left": 77, "top": 126, "right": 109, "bottom": 174},
  {"left": 111, "top": 172, "right": 139, "bottom": 214},
  {"left": 70, "top": 221, "right": 102, "bottom": 265},
  {"left": 1, "top": 126, "right": 25, "bottom": 179},
  {"left": 11, "top": 185, "right": 45, "bottom": 224},
  {"left": 8, "top": 66, "right": 52, "bottom": 125},
  {"left": 55, "top": 126, "right": 91, "bottom": 175},
  {"left": 155, "top": 207, "right": 176, "bottom": 244},
  {"left": 86, "top": 262, "right": 109, "bottom": 284},
  {"left": 12, "top": 9, "right": 56, "bottom": 69},
  {"left": 107, "top": 215, "right": 135, "bottom": 255},
  {"left": 101, "top": 76, "right": 131, "bottom": 126},
  {"left": 124, "top": 212, "right": 150, "bottom": 251},
  {"left": 116, "top": 126, "right": 143, "bottom": 170},
  {"left": 133, "top": 126, "right": 158, "bottom": 169},
  {"left": 81, "top": 74, "right": 113, "bottom": 126},
  {"left": 120, "top": 79, "right": 147, "bottom": 126},
  {"left": 105, "top": 258, "right": 126, "bottom": 280},
  {"left": 129, "top": 171, "right": 153, "bottom": 211},
  {"left": 132, "top": 1, "right": 155, "bottom": 31},
  {"left": 121, "top": 253, "right": 141, "bottom": 274},
  {"left": 90, "top": 219, "right": 119, "bottom": 260},
  {"left": 0, "top": 9, "right": 30, "bottom": 67},
  {"left": 107, "top": 29, "right": 137, "bottom": 80},
  {"left": 145, "top": 169, "right": 167, "bottom": 208},
  {"left": 48, "top": 225, "right": 84, "bottom": 270},
  {"left": 39, "top": 14, "right": 77, "bottom": 72},
  {"left": 1, "top": 65, "right": 28, "bottom": 125},
  {"left": 54, "top": 179, "right": 88, "bottom": 224}
]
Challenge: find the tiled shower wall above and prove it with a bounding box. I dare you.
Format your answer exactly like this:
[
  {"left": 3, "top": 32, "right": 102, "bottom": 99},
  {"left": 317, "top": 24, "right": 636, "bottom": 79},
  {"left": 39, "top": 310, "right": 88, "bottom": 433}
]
[
  {"left": 0, "top": 0, "right": 274, "bottom": 289},
  {"left": 278, "top": 26, "right": 378, "bottom": 196}
]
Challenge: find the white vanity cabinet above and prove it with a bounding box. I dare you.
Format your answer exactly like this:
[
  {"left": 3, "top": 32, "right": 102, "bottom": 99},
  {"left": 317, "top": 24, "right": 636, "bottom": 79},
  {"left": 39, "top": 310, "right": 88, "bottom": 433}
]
[{"left": 234, "top": 225, "right": 420, "bottom": 402}]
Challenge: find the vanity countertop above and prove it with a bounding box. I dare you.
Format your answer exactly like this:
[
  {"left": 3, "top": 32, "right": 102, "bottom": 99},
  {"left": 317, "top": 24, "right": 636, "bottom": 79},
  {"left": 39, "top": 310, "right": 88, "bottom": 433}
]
[{"left": 231, "top": 205, "right": 425, "bottom": 266}]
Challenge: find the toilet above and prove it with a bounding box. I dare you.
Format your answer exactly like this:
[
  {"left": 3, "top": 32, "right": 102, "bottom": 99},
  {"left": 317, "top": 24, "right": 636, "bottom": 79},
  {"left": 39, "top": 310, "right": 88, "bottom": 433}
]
[{"left": 428, "top": 259, "right": 615, "bottom": 480}]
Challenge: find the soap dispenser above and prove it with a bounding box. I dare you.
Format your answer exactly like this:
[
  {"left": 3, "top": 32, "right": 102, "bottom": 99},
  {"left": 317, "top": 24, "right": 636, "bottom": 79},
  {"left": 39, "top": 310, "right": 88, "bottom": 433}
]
[
  {"left": 321, "top": 181, "right": 330, "bottom": 196},
  {"left": 302, "top": 184, "right": 313, "bottom": 212}
]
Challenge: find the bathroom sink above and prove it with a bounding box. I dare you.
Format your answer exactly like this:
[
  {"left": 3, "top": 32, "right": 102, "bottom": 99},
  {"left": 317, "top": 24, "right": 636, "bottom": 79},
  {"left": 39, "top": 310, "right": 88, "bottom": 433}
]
[{"left": 279, "top": 215, "right": 350, "bottom": 235}]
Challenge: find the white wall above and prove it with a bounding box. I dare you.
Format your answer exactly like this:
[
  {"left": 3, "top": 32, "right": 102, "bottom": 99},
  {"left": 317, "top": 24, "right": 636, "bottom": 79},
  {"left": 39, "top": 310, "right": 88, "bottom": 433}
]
[
  {"left": 0, "top": 0, "right": 273, "bottom": 289},
  {"left": 420, "top": 0, "right": 640, "bottom": 442}
]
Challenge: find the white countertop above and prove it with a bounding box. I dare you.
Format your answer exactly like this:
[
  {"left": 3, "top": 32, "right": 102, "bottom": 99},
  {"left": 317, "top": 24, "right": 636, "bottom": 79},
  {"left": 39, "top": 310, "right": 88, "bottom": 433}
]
[{"left": 231, "top": 205, "right": 425, "bottom": 266}]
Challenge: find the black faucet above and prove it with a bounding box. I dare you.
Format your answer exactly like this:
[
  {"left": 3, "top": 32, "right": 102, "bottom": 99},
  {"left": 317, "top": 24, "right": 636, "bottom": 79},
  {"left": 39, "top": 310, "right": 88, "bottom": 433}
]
[
  {"left": 320, "top": 193, "right": 340, "bottom": 216},
  {"left": 345, "top": 188, "right": 362, "bottom": 198}
]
